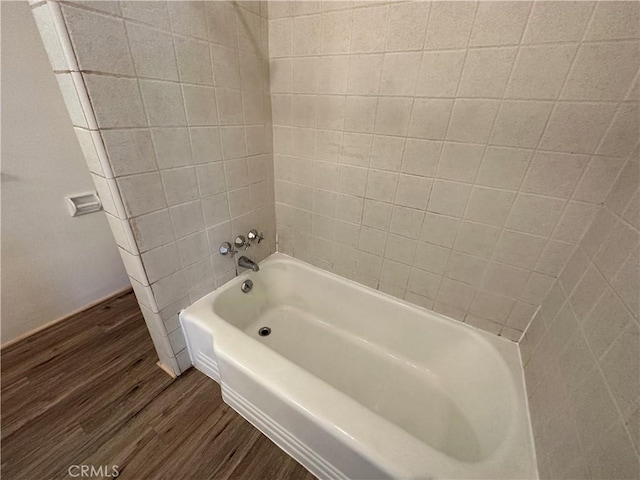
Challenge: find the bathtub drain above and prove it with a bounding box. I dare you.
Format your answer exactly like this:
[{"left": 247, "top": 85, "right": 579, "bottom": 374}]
[{"left": 258, "top": 327, "right": 271, "bottom": 337}]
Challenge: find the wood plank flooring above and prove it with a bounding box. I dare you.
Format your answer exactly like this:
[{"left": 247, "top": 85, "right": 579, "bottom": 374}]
[{"left": 1, "top": 291, "right": 315, "bottom": 480}]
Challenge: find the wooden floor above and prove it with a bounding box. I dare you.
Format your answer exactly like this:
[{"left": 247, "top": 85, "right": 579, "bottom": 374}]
[{"left": 1, "top": 291, "right": 315, "bottom": 480}]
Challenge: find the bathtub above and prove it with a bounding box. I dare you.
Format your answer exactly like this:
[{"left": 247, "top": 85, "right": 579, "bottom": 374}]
[{"left": 180, "top": 253, "right": 537, "bottom": 480}]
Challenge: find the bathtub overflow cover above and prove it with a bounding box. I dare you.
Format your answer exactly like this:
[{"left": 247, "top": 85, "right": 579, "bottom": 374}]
[{"left": 258, "top": 327, "right": 271, "bottom": 337}]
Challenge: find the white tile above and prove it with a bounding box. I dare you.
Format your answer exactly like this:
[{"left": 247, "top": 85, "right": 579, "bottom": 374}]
[
  {"left": 401, "top": 139, "right": 441, "bottom": 178},
  {"left": 594, "top": 220, "right": 640, "bottom": 282},
  {"left": 380, "top": 53, "right": 421, "bottom": 96},
  {"left": 520, "top": 272, "right": 555, "bottom": 305},
  {"left": 151, "top": 271, "right": 188, "bottom": 311},
  {"left": 206, "top": 1, "right": 237, "bottom": 49},
  {"left": 321, "top": 10, "right": 352, "bottom": 54},
  {"left": 126, "top": 22, "right": 178, "bottom": 81},
  {"left": 55, "top": 74, "right": 89, "bottom": 128},
  {"left": 454, "top": 221, "right": 501, "bottom": 258},
  {"left": 190, "top": 127, "right": 223, "bottom": 164},
  {"left": 468, "top": 1, "right": 531, "bottom": 47},
  {"left": 31, "top": 4, "right": 68, "bottom": 71},
  {"left": 465, "top": 187, "right": 516, "bottom": 227},
  {"left": 384, "top": 234, "right": 417, "bottom": 265},
  {"left": 469, "top": 291, "right": 515, "bottom": 323},
  {"left": 118, "top": 247, "right": 147, "bottom": 286},
  {"left": 358, "top": 226, "right": 387, "bottom": 256},
  {"left": 437, "top": 142, "right": 484, "bottom": 183},
  {"left": 293, "top": 57, "right": 318, "bottom": 93},
  {"left": 420, "top": 213, "right": 460, "bottom": 248},
  {"left": 370, "top": 135, "right": 405, "bottom": 172},
  {"left": 269, "top": 58, "right": 293, "bottom": 93},
  {"left": 216, "top": 88, "right": 244, "bottom": 126},
  {"left": 490, "top": 101, "right": 553, "bottom": 149},
  {"left": 62, "top": 5, "right": 134, "bottom": 75},
  {"left": 362, "top": 199, "right": 393, "bottom": 230},
  {"left": 494, "top": 230, "right": 546, "bottom": 270},
  {"left": 506, "top": 193, "right": 566, "bottom": 236},
  {"left": 366, "top": 170, "right": 397, "bottom": 202},
  {"left": 385, "top": 2, "right": 430, "bottom": 51},
  {"left": 445, "top": 251, "right": 487, "bottom": 286},
  {"left": 317, "top": 96, "right": 346, "bottom": 130},
  {"left": 293, "top": 14, "right": 320, "bottom": 56},
  {"left": 458, "top": 47, "right": 517, "bottom": 98},
  {"left": 539, "top": 103, "right": 616, "bottom": 154},
  {"left": 161, "top": 167, "right": 199, "bottom": 206},
  {"left": 483, "top": 262, "right": 529, "bottom": 299},
  {"left": 347, "top": 54, "right": 383, "bottom": 95},
  {"left": 151, "top": 128, "right": 192, "bottom": 169},
  {"left": 395, "top": 175, "right": 432, "bottom": 210},
  {"left": 584, "top": 1, "right": 640, "bottom": 41},
  {"left": 408, "top": 99, "right": 453, "bottom": 140},
  {"left": 269, "top": 18, "right": 292, "bottom": 57},
  {"left": 139, "top": 80, "right": 187, "bottom": 127},
  {"left": 380, "top": 260, "right": 410, "bottom": 289},
  {"left": 597, "top": 103, "right": 640, "bottom": 159},
  {"left": 120, "top": 1, "right": 170, "bottom": 30},
  {"left": 345, "top": 96, "right": 377, "bottom": 133},
  {"left": 177, "top": 230, "right": 210, "bottom": 267},
  {"left": 605, "top": 158, "right": 639, "bottom": 217},
  {"left": 447, "top": 100, "right": 500, "bottom": 144},
  {"left": 467, "top": 314, "right": 504, "bottom": 334},
  {"left": 476, "top": 147, "right": 531, "bottom": 190},
  {"left": 292, "top": 95, "right": 317, "bottom": 128},
  {"left": 522, "top": 152, "right": 589, "bottom": 198},
  {"left": 141, "top": 242, "right": 181, "bottom": 284},
  {"left": 339, "top": 165, "right": 368, "bottom": 197},
  {"left": 102, "top": 129, "right": 158, "bottom": 175},
  {"left": 415, "top": 50, "right": 466, "bottom": 97},
  {"left": 536, "top": 240, "right": 574, "bottom": 277},
  {"left": 170, "top": 200, "right": 205, "bottom": 238},
  {"left": 129, "top": 209, "right": 176, "bottom": 253},
  {"left": 437, "top": 277, "right": 475, "bottom": 311},
  {"left": 84, "top": 74, "right": 147, "bottom": 128},
  {"left": 74, "top": 128, "right": 104, "bottom": 175},
  {"left": 425, "top": 1, "right": 476, "bottom": 50},
  {"left": 522, "top": 1, "right": 594, "bottom": 44},
  {"left": 350, "top": 5, "right": 388, "bottom": 53},
  {"left": 175, "top": 37, "right": 213, "bottom": 85},
  {"left": 167, "top": 1, "right": 208, "bottom": 39},
  {"left": 317, "top": 56, "right": 350, "bottom": 95},
  {"left": 117, "top": 172, "right": 167, "bottom": 217},
  {"left": 224, "top": 158, "right": 250, "bottom": 189},
  {"left": 506, "top": 45, "right": 577, "bottom": 100},
  {"left": 427, "top": 180, "right": 472, "bottom": 218},
  {"left": 220, "top": 126, "right": 247, "bottom": 159},
  {"left": 211, "top": 45, "right": 241, "bottom": 89},
  {"left": 562, "top": 42, "right": 639, "bottom": 101},
  {"left": 552, "top": 202, "right": 599, "bottom": 244},
  {"left": 317, "top": 130, "right": 342, "bottom": 162},
  {"left": 389, "top": 206, "right": 423, "bottom": 239},
  {"left": 374, "top": 97, "right": 412, "bottom": 136},
  {"left": 407, "top": 267, "right": 441, "bottom": 300}
]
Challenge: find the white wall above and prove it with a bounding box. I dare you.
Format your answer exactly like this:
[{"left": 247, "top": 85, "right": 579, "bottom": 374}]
[{"left": 0, "top": 1, "right": 130, "bottom": 345}]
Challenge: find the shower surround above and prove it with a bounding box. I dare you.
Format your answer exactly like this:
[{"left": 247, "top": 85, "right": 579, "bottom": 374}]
[
  {"left": 270, "top": 1, "right": 639, "bottom": 341},
  {"left": 31, "top": 1, "right": 638, "bottom": 478},
  {"left": 30, "top": 0, "right": 275, "bottom": 375}
]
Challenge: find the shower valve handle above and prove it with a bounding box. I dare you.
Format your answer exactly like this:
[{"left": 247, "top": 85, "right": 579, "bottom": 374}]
[{"left": 248, "top": 229, "right": 264, "bottom": 244}]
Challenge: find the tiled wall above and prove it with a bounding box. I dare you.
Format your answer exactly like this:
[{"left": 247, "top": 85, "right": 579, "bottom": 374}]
[
  {"left": 270, "top": 1, "right": 639, "bottom": 340},
  {"left": 31, "top": 0, "right": 274, "bottom": 375},
  {"left": 520, "top": 152, "right": 639, "bottom": 479}
]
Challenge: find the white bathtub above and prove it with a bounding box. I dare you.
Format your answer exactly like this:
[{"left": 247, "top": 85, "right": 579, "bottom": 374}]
[{"left": 180, "top": 253, "right": 537, "bottom": 479}]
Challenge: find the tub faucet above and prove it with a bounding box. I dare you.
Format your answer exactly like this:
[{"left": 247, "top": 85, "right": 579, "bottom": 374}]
[{"left": 237, "top": 256, "right": 259, "bottom": 272}]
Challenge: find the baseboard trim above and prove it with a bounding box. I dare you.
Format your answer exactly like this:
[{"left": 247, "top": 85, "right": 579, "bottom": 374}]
[{"left": 1, "top": 286, "right": 133, "bottom": 350}]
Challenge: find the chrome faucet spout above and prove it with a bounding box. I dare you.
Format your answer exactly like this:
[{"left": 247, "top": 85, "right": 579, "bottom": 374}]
[{"left": 237, "top": 256, "right": 259, "bottom": 272}]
